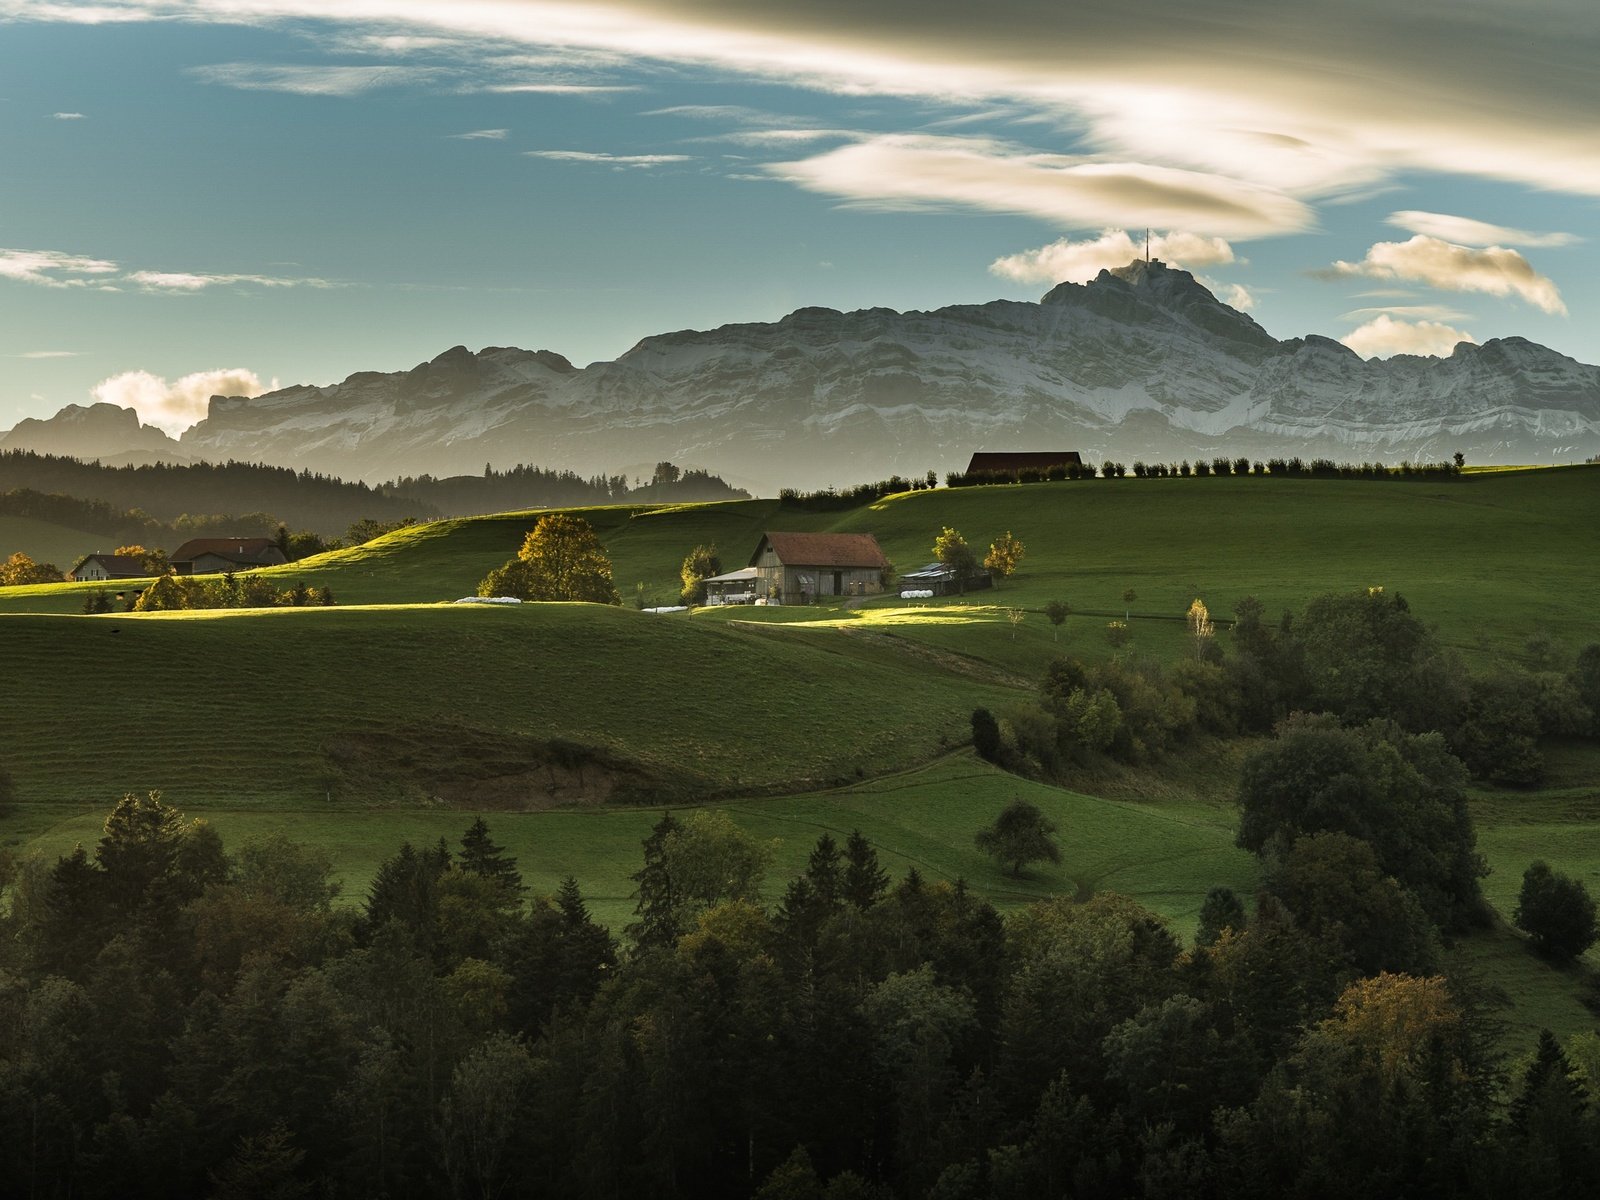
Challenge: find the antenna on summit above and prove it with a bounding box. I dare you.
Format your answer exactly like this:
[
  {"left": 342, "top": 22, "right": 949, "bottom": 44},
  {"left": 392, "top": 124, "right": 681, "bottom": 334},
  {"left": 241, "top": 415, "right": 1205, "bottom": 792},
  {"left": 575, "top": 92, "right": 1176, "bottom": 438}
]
[{"left": 1144, "top": 228, "right": 1151, "bottom": 263}]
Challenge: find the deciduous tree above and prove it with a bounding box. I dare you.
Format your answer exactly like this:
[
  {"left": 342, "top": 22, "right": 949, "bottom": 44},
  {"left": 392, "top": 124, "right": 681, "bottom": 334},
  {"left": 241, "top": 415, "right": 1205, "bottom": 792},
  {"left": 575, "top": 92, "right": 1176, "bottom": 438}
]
[
  {"left": 974, "top": 799, "right": 1061, "bottom": 878},
  {"left": 984, "top": 531, "right": 1025, "bottom": 582},
  {"left": 478, "top": 513, "right": 621, "bottom": 604},
  {"left": 933, "top": 527, "right": 979, "bottom": 594},
  {"left": 1515, "top": 861, "right": 1598, "bottom": 962},
  {"left": 679, "top": 543, "right": 722, "bottom": 606}
]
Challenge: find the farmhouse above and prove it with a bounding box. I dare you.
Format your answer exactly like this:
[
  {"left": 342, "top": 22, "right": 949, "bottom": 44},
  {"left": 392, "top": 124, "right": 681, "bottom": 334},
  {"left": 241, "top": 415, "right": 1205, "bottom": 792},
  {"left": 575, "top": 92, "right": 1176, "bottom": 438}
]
[
  {"left": 68, "top": 554, "right": 149, "bottom": 582},
  {"left": 965, "top": 451, "right": 1084, "bottom": 476},
  {"left": 170, "top": 538, "right": 288, "bottom": 575},
  {"left": 749, "top": 532, "right": 889, "bottom": 603}
]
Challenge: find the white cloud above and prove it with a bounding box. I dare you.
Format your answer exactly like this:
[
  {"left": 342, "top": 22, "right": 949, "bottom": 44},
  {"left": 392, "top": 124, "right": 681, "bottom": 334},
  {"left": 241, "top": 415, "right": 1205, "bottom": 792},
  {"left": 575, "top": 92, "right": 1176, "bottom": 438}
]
[
  {"left": 990, "top": 228, "right": 1236, "bottom": 284},
  {"left": 16, "top": 350, "right": 82, "bottom": 358},
  {"left": 1317, "top": 235, "right": 1566, "bottom": 315},
  {"left": 1341, "top": 315, "right": 1476, "bottom": 360},
  {"left": 1219, "top": 283, "right": 1255, "bottom": 311},
  {"left": 486, "top": 83, "right": 637, "bottom": 94},
  {"left": 187, "top": 62, "right": 442, "bottom": 96},
  {"left": 451, "top": 128, "right": 508, "bottom": 139},
  {"left": 526, "top": 150, "right": 692, "bottom": 167},
  {"left": 0, "top": 247, "right": 119, "bottom": 287},
  {"left": 771, "top": 136, "right": 1310, "bottom": 237},
  {"left": 1340, "top": 303, "right": 1472, "bottom": 322},
  {"left": 125, "top": 269, "right": 334, "bottom": 291},
  {"left": 1386, "top": 210, "right": 1578, "bottom": 249},
  {"left": 7, "top": 0, "right": 1598, "bottom": 208},
  {"left": 0, "top": 246, "right": 334, "bottom": 293},
  {"left": 50, "top": 111, "right": 86, "bottom": 119},
  {"left": 91, "top": 367, "right": 273, "bottom": 433}
]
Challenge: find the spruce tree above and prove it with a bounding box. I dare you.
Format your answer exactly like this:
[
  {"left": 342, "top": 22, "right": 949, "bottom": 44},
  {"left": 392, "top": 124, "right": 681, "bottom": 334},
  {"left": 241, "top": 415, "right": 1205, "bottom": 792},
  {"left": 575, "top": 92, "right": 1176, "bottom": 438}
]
[
  {"left": 843, "top": 829, "right": 890, "bottom": 910},
  {"left": 459, "top": 817, "right": 526, "bottom": 898},
  {"left": 805, "top": 833, "right": 844, "bottom": 909},
  {"left": 628, "top": 812, "right": 684, "bottom": 949}
]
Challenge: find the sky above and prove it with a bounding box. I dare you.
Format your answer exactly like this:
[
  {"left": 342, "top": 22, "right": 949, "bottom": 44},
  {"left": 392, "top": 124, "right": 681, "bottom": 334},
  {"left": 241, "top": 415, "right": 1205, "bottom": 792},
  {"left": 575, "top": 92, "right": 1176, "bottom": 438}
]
[{"left": 1, "top": 0, "right": 1597, "bottom": 434}]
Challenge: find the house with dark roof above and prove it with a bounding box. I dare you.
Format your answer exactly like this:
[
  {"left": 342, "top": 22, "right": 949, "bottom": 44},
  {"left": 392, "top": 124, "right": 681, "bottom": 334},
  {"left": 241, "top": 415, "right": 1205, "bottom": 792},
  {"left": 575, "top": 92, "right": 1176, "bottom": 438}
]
[
  {"left": 749, "top": 532, "right": 889, "bottom": 603},
  {"left": 68, "top": 553, "right": 149, "bottom": 583},
  {"left": 170, "top": 537, "right": 288, "bottom": 575},
  {"left": 965, "top": 451, "right": 1084, "bottom": 476}
]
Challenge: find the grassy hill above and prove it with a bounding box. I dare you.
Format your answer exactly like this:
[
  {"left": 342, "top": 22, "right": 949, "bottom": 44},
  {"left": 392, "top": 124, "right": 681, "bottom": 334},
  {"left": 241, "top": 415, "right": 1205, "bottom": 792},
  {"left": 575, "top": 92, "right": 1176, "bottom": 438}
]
[{"left": 3, "top": 466, "right": 1598, "bottom": 1051}]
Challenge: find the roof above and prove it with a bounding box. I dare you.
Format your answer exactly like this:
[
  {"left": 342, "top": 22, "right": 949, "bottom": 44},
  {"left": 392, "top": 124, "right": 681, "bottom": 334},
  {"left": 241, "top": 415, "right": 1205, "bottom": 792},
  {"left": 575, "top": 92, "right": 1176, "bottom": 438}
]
[
  {"left": 965, "top": 451, "right": 1083, "bottom": 474},
  {"left": 704, "top": 567, "right": 759, "bottom": 584},
  {"left": 171, "top": 537, "right": 281, "bottom": 564},
  {"left": 75, "top": 554, "right": 147, "bottom": 576},
  {"left": 901, "top": 562, "right": 956, "bottom": 581},
  {"left": 751, "top": 532, "right": 889, "bottom": 570}
]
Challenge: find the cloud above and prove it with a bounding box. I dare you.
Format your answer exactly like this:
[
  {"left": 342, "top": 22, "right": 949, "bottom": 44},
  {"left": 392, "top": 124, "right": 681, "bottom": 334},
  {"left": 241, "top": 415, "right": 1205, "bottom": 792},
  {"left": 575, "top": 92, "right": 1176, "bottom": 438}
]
[
  {"left": 0, "top": 246, "right": 334, "bottom": 293},
  {"left": 1218, "top": 283, "right": 1255, "bottom": 311},
  {"left": 1317, "top": 235, "right": 1566, "bottom": 315},
  {"left": 124, "top": 270, "right": 334, "bottom": 291},
  {"left": 1386, "top": 210, "right": 1578, "bottom": 249},
  {"left": 990, "top": 228, "right": 1236, "bottom": 284},
  {"left": 50, "top": 111, "right": 86, "bottom": 119},
  {"left": 9, "top": 0, "right": 1599, "bottom": 208},
  {"left": 526, "top": 150, "right": 692, "bottom": 168},
  {"left": 187, "top": 62, "right": 442, "bottom": 96},
  {"left": 0, "top": 247, "right": 119, "bottom": 287},
  {"left": 451, "top": 128, "right": 508, "bottom": 139},
  {"left": 771, "top": 136, "right": 1311, "bottom": 237},
  {"left": 91, "top": 367, "right": 272, "bottom": 433},
  {"left": 16, "top": 350, "right": 82, "bottom": 358},
  {"left": 1340, "top": 303, "right": 1472, "bottom": 322},
  {"left": 486, "top": 83, "right": 637, "bottom": 94},
  {"left": 1341, "top": 314, "right": 1476, "bottom": 359}
]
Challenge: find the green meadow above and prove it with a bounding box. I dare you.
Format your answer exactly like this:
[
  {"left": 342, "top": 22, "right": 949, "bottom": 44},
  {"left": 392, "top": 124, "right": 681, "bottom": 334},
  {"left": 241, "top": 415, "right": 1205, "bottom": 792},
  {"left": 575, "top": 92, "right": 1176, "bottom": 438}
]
[{"left": 3, "top": 466, "right": 1599, "bottom": 1049}]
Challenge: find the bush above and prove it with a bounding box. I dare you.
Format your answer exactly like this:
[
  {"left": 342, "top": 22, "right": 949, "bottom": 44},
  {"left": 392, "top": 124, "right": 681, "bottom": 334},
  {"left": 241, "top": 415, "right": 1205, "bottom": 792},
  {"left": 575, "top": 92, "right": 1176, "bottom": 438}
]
[
  {"left": 1515, "top": 861, "right": 1598, "bottom": 962},
  {"left": 970, "top": 708, "right": 1002, "bottom": 764}
]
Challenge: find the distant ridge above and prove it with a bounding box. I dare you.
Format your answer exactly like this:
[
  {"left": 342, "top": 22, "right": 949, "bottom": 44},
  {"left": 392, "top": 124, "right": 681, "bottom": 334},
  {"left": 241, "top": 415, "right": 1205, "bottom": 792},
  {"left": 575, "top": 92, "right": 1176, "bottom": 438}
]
[{"left": 6, "top": 261, "right": 1599, "bottom": 488}]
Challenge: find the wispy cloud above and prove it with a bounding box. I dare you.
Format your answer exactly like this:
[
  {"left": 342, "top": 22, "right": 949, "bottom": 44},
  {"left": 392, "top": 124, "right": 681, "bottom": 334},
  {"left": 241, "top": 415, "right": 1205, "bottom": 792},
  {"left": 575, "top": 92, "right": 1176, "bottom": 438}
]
[
  {"left": 0, "top": 246, "right": 335, "bottom": 293},
  {"left": 125, "top": 270, "right": 334, "bottom": 292},
  {"left": 451, "top": 128, "right": 508, "bottom": 140},
  {"left": 486, "top": 83, "right": 638, "bottom": 95},
  {"left": 990, "top": 229, "right": 1236, "bottom": 284},
  {"left": 1341, "top": 314, "right": 1476, "bottom": 360},
  {"left": 187, "top": 62, "right": 443, "bottom": 96},
  {"left": 50, "top": 111, "right": 86, "bottom": 119},
  {"left": 92, "top": 366, "right": 274, "bottom": 434},
  {"left": 772, "top": 135, "right": 1311, "bottom": 237},
  {"left": 0, "top": 247, "right": 119, "bottom": 288},
  {"left": 526, "top": 150, "right": 692, "bottom": 168},
  {"left": 16, "top": 350, "right": 83, "bottom": 358},
  {"left": 1340, "top": 303, "right": 1473, "bottom": 322},
  {"left": 1315, "top": 235, "right": 1566, "bottom": 315},
  {"left": 1385, "top": 210, "right": 1578, "bottom": 249}
]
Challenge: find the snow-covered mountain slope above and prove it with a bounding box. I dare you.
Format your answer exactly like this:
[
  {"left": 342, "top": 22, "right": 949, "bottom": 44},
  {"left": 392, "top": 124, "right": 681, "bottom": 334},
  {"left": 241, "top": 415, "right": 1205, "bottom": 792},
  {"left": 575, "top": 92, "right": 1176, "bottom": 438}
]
[{"left": 9, "top": 261, "right": 1599, "bottom": 487}]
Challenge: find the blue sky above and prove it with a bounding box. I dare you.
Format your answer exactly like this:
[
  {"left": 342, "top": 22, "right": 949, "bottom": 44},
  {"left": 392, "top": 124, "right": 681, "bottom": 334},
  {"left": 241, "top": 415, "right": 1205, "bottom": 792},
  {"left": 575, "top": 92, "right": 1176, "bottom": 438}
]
[{"left": 2, "top": 1, "right": 1597, "bottom": 432}]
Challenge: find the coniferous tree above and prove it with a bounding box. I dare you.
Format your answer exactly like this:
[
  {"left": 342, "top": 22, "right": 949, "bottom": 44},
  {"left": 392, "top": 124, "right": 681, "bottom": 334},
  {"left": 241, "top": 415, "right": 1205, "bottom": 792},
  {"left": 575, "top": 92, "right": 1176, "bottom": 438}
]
[
  {"left": 628, "top": 812, "right": 684, "bottom": 949},
  {"left": 843, "top": 829, "right": 890, "bottom": 911},
  {"left": 458, "top": 818, "right": 526, "bottom": 899},
  {"left": 805, "top": 833, "right": 845, "bottom": 909},
  {"left": 1195, "top": 885, "right": 1247, "bottom": 947}
]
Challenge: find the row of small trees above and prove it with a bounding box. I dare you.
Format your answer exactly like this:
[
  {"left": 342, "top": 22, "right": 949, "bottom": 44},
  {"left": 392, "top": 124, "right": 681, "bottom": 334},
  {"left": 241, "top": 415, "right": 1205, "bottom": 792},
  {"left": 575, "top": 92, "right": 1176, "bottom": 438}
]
[{"left": 947, "top": 455, "right": 1466, "bottom": 487}]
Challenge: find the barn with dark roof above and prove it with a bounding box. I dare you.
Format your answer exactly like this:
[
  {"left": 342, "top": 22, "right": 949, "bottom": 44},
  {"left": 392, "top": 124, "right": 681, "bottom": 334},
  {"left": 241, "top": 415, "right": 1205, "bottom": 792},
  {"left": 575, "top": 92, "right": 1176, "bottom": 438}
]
[
  {"left": 965, "top": 451, "right": 1084, "bottom": 476},
  {"left": 170, "top": 537, "right": 288, "bottom": 575},
  {"left": 749, "top": 531, "right": 889, "bottom": 603}
]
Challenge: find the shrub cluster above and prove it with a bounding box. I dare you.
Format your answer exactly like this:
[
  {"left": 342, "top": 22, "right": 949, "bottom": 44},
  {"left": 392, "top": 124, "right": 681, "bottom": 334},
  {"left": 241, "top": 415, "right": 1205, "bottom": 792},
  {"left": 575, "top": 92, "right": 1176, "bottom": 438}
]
[
  {"left": 779, "top": 470, "right": 939, "bottom": 510},
  {"left": 82, "top": 571, "right": 334, "bottom": 612}
]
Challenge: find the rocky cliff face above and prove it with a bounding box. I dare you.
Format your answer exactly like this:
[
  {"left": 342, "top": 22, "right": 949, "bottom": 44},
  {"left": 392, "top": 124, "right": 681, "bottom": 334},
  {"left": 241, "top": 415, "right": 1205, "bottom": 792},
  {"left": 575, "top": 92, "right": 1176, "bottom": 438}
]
[
  {"left": 0, "top": 402, "right": 183, "bottom": 460},
  {"left": 10, "top": 262, "right": 1600, "bottom": 487}
]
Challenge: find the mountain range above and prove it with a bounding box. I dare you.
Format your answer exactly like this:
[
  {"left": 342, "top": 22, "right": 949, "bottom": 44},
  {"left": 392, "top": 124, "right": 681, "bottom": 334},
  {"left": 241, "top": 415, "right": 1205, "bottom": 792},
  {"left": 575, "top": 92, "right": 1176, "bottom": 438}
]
[{"left": 6, "top": 260, "right": 1598, "bottom": 489}]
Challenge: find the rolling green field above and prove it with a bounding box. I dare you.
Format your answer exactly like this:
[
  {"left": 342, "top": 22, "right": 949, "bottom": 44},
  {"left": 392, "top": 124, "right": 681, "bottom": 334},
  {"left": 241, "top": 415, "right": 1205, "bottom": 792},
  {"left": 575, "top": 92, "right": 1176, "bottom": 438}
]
[{"left": 3, "top": 467, "right": 1598, "bottom": 1050}]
